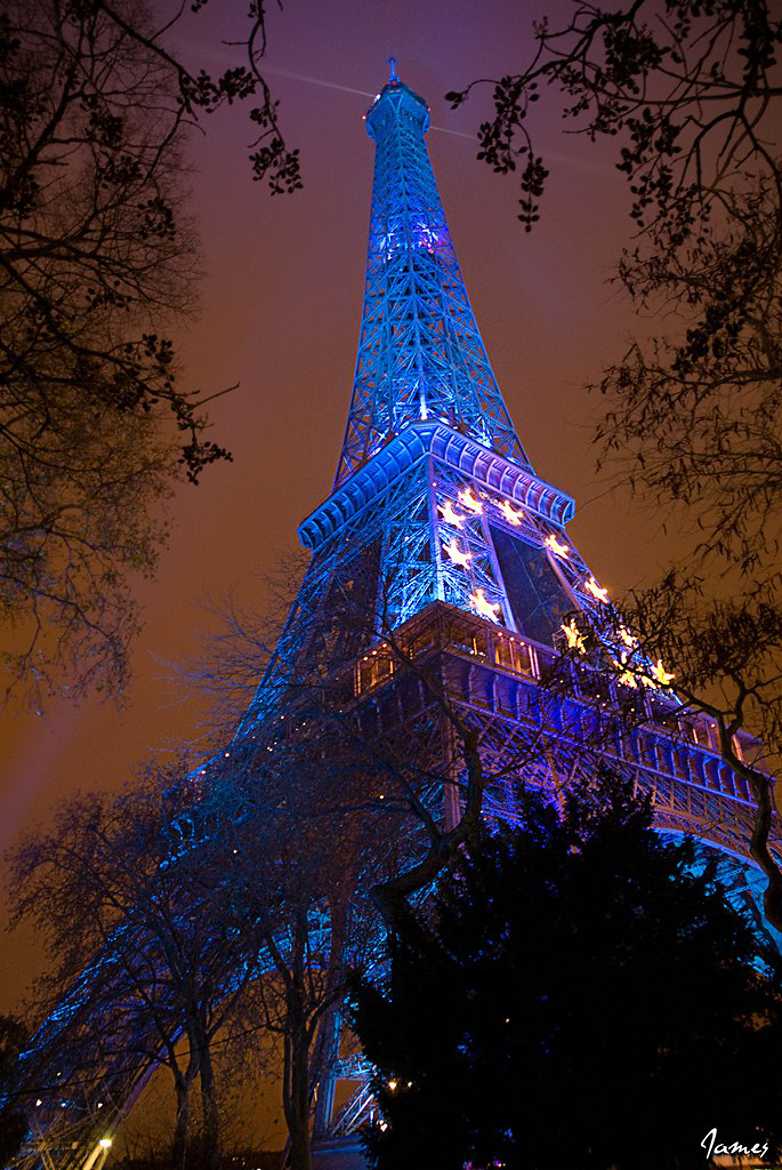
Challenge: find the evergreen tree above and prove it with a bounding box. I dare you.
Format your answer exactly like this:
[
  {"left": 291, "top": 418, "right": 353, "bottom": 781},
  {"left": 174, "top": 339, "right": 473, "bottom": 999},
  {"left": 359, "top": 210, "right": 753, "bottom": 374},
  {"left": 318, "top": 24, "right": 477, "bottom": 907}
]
[{"left": 352, "top": 771, "right": 782, "bottom": 1170}]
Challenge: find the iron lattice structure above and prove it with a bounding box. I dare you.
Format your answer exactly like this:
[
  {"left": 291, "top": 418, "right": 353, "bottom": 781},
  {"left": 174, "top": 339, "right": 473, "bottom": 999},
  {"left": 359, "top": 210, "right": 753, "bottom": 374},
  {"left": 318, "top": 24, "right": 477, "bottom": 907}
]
[
  {"left": 14, "top": 64, "right": 780, "bottom": 1165},
  {"left": 335, "top": 60, "right": 529, "bottom": 490}
]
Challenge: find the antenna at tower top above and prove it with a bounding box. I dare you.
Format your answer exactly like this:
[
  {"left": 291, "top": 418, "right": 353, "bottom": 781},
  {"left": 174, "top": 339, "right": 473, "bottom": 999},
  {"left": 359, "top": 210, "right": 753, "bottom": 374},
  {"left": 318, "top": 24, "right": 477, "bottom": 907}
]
[{"left": 388, "top": 56, "right": 399, "bottom": 83}]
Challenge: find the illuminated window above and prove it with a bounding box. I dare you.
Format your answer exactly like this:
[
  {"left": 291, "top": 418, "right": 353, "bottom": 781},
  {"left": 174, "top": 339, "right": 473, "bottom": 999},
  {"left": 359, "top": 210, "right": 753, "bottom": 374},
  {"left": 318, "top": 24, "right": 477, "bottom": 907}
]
[
  {"left": 356, "top": 652, "right": 395, "bottom": 694},
  {"left": 447, "top": 619, "right": 487, "bottom": 659},
  {"left": 689, "top": 721, "right": 715, "bottom": 750},
  {"left": 494, "top": 634, "right": 532, "bottom": 676}
]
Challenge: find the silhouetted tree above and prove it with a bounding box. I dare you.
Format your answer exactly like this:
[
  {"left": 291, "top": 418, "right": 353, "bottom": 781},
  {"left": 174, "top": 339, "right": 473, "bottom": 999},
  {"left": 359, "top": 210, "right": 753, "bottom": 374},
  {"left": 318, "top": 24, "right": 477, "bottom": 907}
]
[
  {"left": 0, "top": 1014, "right": 27, "bottom": 1162},
  {"left": 0, "top": 0, "right": 300, "bottom": 702},
  {"left": 353, "top": 770, "right": 782, "bottom": 1170},
  {"left": 5, "top": 763, "right": 261, "bottom": 1169},
  {"left": 452, "top": 0, "right": 782, "bottom": 933},
  {"left": 555, "top": 578, "right": 782, "bottom": 933},
  {"left": 211, "top": 736, "right": 380, "bottom": 1170}
]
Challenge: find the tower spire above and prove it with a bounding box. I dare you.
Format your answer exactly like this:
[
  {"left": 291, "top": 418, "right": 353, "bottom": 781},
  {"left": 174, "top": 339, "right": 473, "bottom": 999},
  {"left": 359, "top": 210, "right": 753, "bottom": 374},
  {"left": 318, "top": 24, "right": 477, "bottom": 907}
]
[{"left": 334, "top": 70, "right": 531, "bottom": 488}]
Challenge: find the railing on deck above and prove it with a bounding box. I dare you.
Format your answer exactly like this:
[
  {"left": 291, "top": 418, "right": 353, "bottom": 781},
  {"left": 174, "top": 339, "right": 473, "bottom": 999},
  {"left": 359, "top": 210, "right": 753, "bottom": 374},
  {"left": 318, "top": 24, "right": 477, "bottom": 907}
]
[{"left": 351, "top": 602, "right": 770, "bottom": 828}]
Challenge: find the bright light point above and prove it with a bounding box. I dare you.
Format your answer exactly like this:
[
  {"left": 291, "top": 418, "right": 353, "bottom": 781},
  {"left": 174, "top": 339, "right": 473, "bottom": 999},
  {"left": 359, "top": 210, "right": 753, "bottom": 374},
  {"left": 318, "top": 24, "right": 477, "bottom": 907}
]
[
  {"left": 443, "top": 539, "right": 472, "bottom": 569},
  {"left": 99, "top": 1139, "right": 112, "bottom": 1150},
  {"left": 471, "top": 589, "right": 502, "bottom": 623},
  {"left": 35, "top": 1098, "right": 42, "bottom": 1107},
  {"left": 584, "top": 575, "right": 609, "bottom": 603},
  {"left": 499, "top": 499, "right": 523, "bottom": 526},
  {"left": 618, "top": 626, "right": 637, "bottom": 649},
  {"left": 561, "top": 618, "right": 586, "bottom": 654},
  {"left": 388, "top": 1079, "right": 398, "bottom": 1091},
  {"left": 544, "top": 534, "right": 569, "bottom": 558},
  {"left": 458, "top": 487, "right": 483, "bottom": 515}
]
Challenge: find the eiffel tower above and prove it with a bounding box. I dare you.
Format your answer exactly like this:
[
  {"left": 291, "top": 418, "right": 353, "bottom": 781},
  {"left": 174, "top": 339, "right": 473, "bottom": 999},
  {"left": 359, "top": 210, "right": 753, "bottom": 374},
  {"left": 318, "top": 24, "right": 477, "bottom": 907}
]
[{"left": 14, "top": 61, "right": 779, "bottom": 1168}]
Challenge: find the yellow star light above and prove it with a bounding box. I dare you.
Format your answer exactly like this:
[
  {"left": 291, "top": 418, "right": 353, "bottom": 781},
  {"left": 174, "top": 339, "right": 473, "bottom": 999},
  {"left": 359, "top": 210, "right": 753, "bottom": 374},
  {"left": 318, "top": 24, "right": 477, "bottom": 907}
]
[
  {"left": 499, "top": 499, "right": 524, "bottom": 526},
  {"left": 458, "top": 487, "right": 483, "bottom": 515},
  {"left": 545, "top": 534, "right": 569, "bottom": 558},
  {"left": 561, "top": 617, "right": 586, "bottom": 654},
  {"left": 612, "top": 654, "right": 638, "bottom": 688},
  {"left": 651, "top": 659, "right": 675, "bottom": 687},
  {"left": 443, "top": 539, "right": 472, "bottom": 570},
  {"left": 438, "top": 499, "right": 464, "bottom": 527},
  {"left": 584, "top": 575, "right": 609, "bottom": 604},
  {"left": 618, "top": 626, "right": 637, "bottom": 649},
  {"left": 471, "top": 588, "right": 502, "bottom": 623}
]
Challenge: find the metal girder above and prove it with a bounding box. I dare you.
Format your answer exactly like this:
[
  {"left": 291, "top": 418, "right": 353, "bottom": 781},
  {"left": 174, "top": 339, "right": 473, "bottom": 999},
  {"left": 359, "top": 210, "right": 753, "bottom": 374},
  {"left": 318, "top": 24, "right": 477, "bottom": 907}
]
[{"left": 334, "top": 76, "right": 530, "bottom": 488}]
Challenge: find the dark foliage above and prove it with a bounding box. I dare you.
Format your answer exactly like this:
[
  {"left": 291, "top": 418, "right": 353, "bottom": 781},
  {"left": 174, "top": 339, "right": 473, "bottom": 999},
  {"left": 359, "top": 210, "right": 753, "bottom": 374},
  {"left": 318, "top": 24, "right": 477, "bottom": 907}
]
[
  {"left": 449, "top": 1, "right": 781, "bottom": 239},
  {"left": 0, "top": 0, "right": 300, "bottom": 701},
  {"left": 353, "top": 771, "right": 782, "bottom": 1170}
]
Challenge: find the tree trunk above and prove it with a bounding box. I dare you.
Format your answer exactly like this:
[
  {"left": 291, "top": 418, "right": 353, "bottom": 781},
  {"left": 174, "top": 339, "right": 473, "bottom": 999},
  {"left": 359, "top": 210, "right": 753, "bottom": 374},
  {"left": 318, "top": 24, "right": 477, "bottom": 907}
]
[
  {"left": 747, "top": 772, "right": 782, "bottom": 936},
  {"left": 198, "top": 1038, "right": 220, "bottom": 1170},
  {"left": 171, "top": 1060, "right": 197, "bottom": 1170},
  {"left": 284, "top": 1021, "right": 313, "bottom": 1170}
]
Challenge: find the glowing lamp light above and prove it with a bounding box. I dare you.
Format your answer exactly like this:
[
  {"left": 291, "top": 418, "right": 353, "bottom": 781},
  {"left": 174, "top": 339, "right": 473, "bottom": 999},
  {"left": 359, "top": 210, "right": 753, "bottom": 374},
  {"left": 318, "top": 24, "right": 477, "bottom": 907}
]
[
  {"left": 471, "top": 589, "right": 502, "bottom": 623},
  {"left": 584, "top": 576, "right": 609, "bottom": 604},
  {"left": 499, "top": 499, "right": 524, "bottom": 526},
  {"left": 443, "top": 539, "right": 472, "bottom": 570},
  {"left": 99, "top": 1139, "right": 113, "bottom": 1150},
  {"left": 388, "top": 1079, "right": 398, "bottom": 1092},
  {"left": 438, "top": 499, "right": 464, "bottom": 528},
  {"left": 651, "top": 659, "right": 675, "bottom": 688},
  {"left": 458, "top": 487, "right": 483, "bottom": 515},
  {"left": 561, "top": 618, "right": 586, "bottom": 654},
  {"left": 544, "top": 534, "right": 569, "bottom": 558}
]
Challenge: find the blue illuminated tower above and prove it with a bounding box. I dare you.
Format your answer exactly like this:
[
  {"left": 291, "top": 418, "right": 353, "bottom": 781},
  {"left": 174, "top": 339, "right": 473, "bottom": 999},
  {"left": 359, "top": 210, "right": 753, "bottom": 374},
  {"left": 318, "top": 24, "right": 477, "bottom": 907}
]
[
  {"left": 247, "top": 63, "right": 774, "bottom": 1140},
  {"left": 243, "top": 64, "right": 581, "bottom": 725},
  {"left": 15, "top": 62, "right": 779, "bottom": 1166}
]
